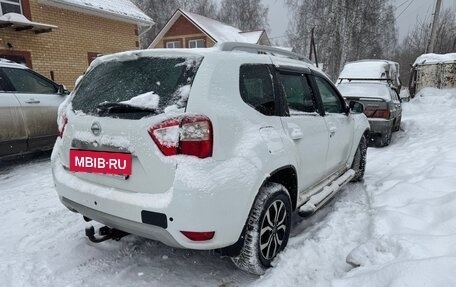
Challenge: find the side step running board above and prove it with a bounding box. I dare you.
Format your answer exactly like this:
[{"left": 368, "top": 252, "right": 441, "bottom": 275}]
[{"left": 298, "top": 169, "right": 355, "bottom": 217}]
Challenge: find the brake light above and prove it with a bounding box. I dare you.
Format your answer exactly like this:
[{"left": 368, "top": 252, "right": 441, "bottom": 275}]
[
  {"left": 364, "top": 109, "right": 390, "bottom": 119},
  {"left": 180, "top": 231, "right": 215, "bottom": 241},
  {"left": 148, "top": 115, "right": 213, "bottom": 158},
  {"left": 374, "top": 109, "right": 390, "bottom": 119},
  {"left": 58, "top": 114, "right": 68, "bottom": 138}
]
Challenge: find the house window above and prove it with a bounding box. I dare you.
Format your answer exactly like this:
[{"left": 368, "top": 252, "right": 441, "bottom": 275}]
[
  {"left": 0, "top": 0, "right": 22, "bottom": 15},
  {"left": 188, "top": 39, "right": 205, "bottom": 48},
  {"left": 166, "top": 41, "right": 181, "bottom": 48}
]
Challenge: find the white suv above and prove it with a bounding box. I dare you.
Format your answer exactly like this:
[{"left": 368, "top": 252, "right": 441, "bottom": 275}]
[{"left": 52, "top": 43, "right": 369, "bottom": 274}]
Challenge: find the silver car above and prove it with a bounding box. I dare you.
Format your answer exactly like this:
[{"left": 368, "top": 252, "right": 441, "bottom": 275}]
[
  {"left": 338, "top": 82, "right": 402, "bottom": 147},
  {"left": 0, "top": 60, "right": 68, "bottom": 158}
]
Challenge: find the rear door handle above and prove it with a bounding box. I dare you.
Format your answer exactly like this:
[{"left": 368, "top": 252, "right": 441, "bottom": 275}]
[
  {"left": 25, "top": 98, "right": 40, "bottom": 104},
  {"left": 329, "top": 127, "right": 337, "bottom": 138},
  {"left": 290, "top": 127, "right": 304, "bottom": 140}
]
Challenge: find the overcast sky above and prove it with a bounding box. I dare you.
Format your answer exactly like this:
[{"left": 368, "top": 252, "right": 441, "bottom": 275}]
[{"left": 261, "top": 0, "right": 456, "bottom": 44}]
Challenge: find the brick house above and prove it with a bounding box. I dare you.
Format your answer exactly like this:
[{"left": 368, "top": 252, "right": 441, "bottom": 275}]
[
  {"left": 149, "top": 9, "right": 270, "bottom": 49},
  {"left": 0, "top": 0, "right": 153, "bottom": 89}
]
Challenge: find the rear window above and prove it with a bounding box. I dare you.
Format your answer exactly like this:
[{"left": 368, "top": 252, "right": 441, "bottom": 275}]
[
  {"left": 71, "top": 56, "right": 202, "bottom": 119},
  {"left": 337, "top": 83, "right": 391, "bottom": 101}
]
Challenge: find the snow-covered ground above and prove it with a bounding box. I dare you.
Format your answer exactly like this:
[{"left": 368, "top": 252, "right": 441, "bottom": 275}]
[{"left": 1, "top": 87, "right": 455, "bottom": 286}]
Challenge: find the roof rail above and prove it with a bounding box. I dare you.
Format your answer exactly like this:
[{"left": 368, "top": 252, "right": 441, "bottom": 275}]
[
  {"left": 216, "top": 42, "right": 312, "bottom": 64},
  {"left": 338, "top": 78, "right": 393, "bottom": 84}
]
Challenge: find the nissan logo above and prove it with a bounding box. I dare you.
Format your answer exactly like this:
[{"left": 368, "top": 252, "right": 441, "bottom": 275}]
[{"left": 91, "top": 122, "right": 101, "bottom": 136}]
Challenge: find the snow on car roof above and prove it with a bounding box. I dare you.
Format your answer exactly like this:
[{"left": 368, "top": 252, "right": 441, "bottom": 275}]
[
  {"left": 338, "top": 61, "right": 391, "bottom": 80},
  {"left": 337, "top": 82, "right": 392, "bottom": 101},
  {"left": 39, "top": 0, "right": 153, "bottom": 25},
  {"left": 413, "top": 53, "right": 456, "bottom": 66}
]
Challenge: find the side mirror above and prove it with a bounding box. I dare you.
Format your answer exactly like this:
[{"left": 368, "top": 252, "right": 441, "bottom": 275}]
[
  {"left": 349, "top": 101, "right": 364, "bottom": 114},
  {"left": 57, "top": 84, "right": 70, "bottom": 95}
]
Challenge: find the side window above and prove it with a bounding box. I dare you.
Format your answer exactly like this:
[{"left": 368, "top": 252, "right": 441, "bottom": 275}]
[
  {"left": 314, "top": 76, "right": 345, "bottom": 114},
  {"left": 2, "top": 68, "right": 57, "bottom": 94},
  {"left": 239, "top": 64, "right": 276, "bottom": 116},
  {"left": 278, "top": 72, "right": 316, "bottom": 114}
]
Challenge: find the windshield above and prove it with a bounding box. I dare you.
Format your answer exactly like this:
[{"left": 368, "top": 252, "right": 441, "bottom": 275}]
[{"left": 71, "top": 56, "right": 203, "bottom": 119}]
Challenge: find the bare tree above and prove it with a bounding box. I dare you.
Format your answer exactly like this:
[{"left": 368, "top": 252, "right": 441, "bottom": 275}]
[
  {"left": 394, "top": 7, "right": 456, "bottom": 86},
  {"left": 286, "top": 0, "right": 397, "bottom": 80},
  {"left": 218, "top": 0, "right": 269, "bottom": 31},
  {"left": 181, "top": 0, "right": 218, "bottom": 19}
]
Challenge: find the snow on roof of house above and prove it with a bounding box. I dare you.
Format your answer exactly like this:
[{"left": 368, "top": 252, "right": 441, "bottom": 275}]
[
  {"left": 414, "top": 53, "right": 456, "bottom": 66},
  {"left": 149, "top": 9, "right": 267, "bottom": 48},
  {"left": 38, "top": 0, "right": 153, "bottom": 26}
]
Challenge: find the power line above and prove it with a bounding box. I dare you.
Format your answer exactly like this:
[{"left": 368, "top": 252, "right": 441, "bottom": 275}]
[
  {"left": 396, "top": 0, "right": 415, "bottom": 20},
  {"left": 395, "top": 0, "right": 413, "bottom": 11}
]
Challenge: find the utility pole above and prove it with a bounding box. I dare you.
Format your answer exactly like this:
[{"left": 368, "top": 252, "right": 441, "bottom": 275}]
[
  {"left": 427, "top": 0, "right": 442, "bottom": 53},
  {"left": 308, "top": 27, "right": 319, "bottom": 68}
]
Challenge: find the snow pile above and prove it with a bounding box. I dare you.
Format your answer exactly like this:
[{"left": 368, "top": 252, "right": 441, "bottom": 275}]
[
  {"left": 120, "top": 91, "right": 160, "bottom": 110},
  {"left": 414, "top": 52, "right": 456, "bottom": 66},
  {"left": 333, "top": 87, "right": 456, "bottom": 287}
]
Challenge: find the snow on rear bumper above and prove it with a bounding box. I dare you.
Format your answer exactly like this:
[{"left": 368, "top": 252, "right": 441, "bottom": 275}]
[{"left": 51, "top": 156, "right": 260, "bottom": 250}]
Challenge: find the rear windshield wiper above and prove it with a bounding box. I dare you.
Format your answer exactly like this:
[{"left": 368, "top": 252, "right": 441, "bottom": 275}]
[{"left": 96, "top": 102, "right": 158, "bottom": 114}]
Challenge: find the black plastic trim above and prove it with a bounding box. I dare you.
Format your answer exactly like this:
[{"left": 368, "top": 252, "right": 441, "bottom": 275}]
[{"left": 141, "top": 210, "right": 168, "bottom": 229}]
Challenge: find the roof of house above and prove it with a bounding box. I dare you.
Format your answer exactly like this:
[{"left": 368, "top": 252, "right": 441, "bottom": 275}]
[
  {"left": 149, "top": 9, "right": 267, "bottom": 48},
  {"left": 38, "top": 0, "right": 153, "bottom": 25}
]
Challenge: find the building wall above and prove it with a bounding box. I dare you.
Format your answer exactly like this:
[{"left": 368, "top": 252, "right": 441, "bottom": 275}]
[
  {"left": 0, "top": 0, "right": 139, "bottom": 89},
  {"left": 154, "top": 15, "right": 216, "bottom": 49},
  {"left": 416, "top": 63, "right": 456, "bottom": 92}
]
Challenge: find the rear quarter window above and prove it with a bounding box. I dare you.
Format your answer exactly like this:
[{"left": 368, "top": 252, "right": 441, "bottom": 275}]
[{"left": 239, "top": 64, "right": 276, "bottom": 116}]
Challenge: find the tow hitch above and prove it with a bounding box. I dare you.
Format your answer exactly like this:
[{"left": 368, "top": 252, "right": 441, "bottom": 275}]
[{"left": 85, "top": 225, "right": 129, "bottom": 243}]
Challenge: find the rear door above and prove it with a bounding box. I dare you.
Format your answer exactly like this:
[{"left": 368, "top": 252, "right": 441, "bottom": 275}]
[
  {"left": 0, "top": 70, "right": 27, "bottom": 156},
  {"left": 277, "top": 69, "right": 329, "bottom": 191},
  {"left": 313, "top": 75, "right": 354, "bottom": 175},
  {"left": 1, "top": 67, "right": 63, "bottom": 151}
]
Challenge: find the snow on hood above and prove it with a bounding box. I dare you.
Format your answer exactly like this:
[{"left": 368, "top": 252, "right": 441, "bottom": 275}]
[
  {"left": 413, "top": 52, "right": 456, "bottom": 66},
  {"left": 120, "top": 91, "right": 160, "bottom": 110}
]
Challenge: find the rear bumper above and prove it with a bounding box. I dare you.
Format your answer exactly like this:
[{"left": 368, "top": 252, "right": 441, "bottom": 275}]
[
  {"left": 51, "top": 148, "right": 260, "bottom": 250},
  {"left": 367, "top": 118, "right": 394, "bottom": 135}
]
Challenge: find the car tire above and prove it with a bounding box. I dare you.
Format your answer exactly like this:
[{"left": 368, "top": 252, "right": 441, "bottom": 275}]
[
  {"left": 231, "top": 182, "right": 292, "bottom": 275},
  {"left": 375, "top": 128, "right": 392, "bottom": 147},
  {"left": 350, "top": 135, "right": 367, "bottom": 182},
  {"left": 394, "top": 118, "right": 401, "bottom": 132}
]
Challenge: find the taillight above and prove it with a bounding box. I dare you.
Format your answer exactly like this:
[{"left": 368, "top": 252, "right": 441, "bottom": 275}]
[
  {"left": 374, "top": 109, "right": 390, "bottom": 119},
  {"left": 58, "top": 114, "right": 68, "bottom": 138},
  {"left": 364, "top": 109, "right": 390, "bottom": 119},
  {"left": 180, "top": 231, "right": 215, "bottom": 241},
  {"left": 148, "top": 115, "right": 213, "bottom": 158}
]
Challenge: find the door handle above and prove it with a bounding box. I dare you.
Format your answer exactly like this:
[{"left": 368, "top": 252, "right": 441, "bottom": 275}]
[
  {"left": 25, "top": 99, "right": 40, "bottom": 104},
  {"left": 329, "top": 127, "right": 337, "bottom": 138},
  {"left": 290, "top": 127, "right": 303, "bottom": 140}
]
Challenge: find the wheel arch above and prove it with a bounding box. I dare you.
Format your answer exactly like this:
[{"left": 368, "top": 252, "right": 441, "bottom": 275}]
[{"left": 266, "top": 165, "right": 298, "bottom": 210}]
